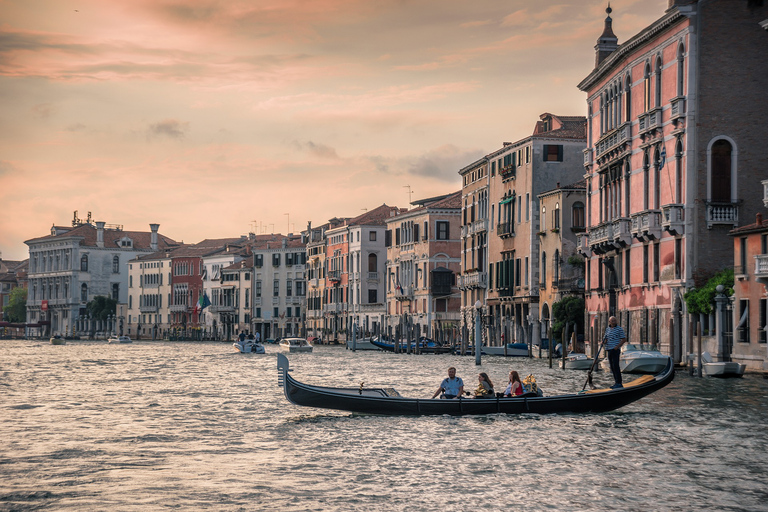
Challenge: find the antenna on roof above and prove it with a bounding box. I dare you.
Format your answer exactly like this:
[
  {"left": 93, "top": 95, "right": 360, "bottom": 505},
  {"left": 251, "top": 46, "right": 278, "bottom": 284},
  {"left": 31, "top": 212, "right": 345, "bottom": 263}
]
[{"left": 403, "top": 185, "right": 414, "bottom": 205}]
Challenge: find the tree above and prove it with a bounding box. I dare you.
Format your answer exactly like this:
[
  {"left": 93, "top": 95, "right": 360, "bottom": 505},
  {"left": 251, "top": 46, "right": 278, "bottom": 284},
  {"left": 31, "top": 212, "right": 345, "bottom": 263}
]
[
  {"left": 684, "top": 268, "right": 734, "bottom": 316},
  {"left": 86, "top": 295, "right": 117, "bottom": 321},
  {"left": 552, "top": 295, "right": 585, "bottom": 338},
  {"left": 3, "top": 287, "right": 27, "bottom": 323}
]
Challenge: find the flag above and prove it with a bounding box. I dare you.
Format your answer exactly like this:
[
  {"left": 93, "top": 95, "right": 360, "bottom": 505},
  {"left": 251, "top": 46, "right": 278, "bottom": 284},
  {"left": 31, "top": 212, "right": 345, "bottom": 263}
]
[
  {"left": 659, "top": 145, "right": 666, "bottom": 169},
  {"left": 395, "top": 277, "right": 402, "bottom": 294},
  {"left": 196, "top": 292, "right": 211, "bottom": 313}
]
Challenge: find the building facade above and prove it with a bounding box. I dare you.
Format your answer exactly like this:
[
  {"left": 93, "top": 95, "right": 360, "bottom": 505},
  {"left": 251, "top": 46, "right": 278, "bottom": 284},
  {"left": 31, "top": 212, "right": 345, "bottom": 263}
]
[{"left": 578, "top": 0, "right": 768, "bottom": 360}]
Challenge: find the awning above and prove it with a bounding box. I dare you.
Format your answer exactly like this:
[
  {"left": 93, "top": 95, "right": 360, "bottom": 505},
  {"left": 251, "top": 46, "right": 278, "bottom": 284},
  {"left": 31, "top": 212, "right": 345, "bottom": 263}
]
[{"left": 499, "top": 197, "right": 513, "bottom": 205}]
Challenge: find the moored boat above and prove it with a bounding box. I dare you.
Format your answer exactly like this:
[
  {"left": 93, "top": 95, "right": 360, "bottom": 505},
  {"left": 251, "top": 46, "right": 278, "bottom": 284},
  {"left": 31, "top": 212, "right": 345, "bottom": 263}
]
[
  {"left": 483, "top": 343, "right": 529, "bottom": 357},
  {"left": 369, "top": 337, "right": 453, "bottom": 354},
  {"left": 701, "top": 352, "right": 746, "bottom": 378},
  {"left": 559, "top": 352, "right": 595, "bottom": 370},
  {"left": 108, "top": 335, "right": 132, "bottom": 344},
  {"left": 276, "top": 353, "right": 675, "bottom": 416},
  {"left": 601, "top": 344, "right": 668, "bottom": 374},
  {"left": 279, "top": 337, "right": 313, "bottom": 353},
  {"left": 345, "top": 337, "right": 380, "bottom": 351}
]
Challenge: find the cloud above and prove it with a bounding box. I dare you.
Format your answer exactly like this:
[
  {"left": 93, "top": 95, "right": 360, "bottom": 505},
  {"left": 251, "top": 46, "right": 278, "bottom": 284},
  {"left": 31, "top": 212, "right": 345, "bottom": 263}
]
[
  {"left": 405, "top": 144, "right": 484, "bottom": 181},
  {"left": 291, "top": 140, "right": 339, "bottom": 159},
  {"left": 0, "top": 160, "right": 14, "bottom": 176},
  {"left": 32, "top": 103, "right": 56, "bottom": 119},
  {"left": 147, "top": 119, "right": 189, "bottom": 140}
]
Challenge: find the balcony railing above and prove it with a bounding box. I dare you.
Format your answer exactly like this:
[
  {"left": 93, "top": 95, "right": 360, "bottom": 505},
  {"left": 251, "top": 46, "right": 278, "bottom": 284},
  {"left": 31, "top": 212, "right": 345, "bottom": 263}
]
[
  {"left": 497, "top": 222, "right": 514, "bottom": 238},
  {"left": 763, "top": 179, "right": 768, "bottom": 208},
  {"left": 328, "top": 270, "right": 341, "bottom": 282},
  {"left": 706, "top": 202, "right": 739, "bottom": 228},
  {"left": 458, "top": 270, "right": 487, "bottom": 290},
  {"left": 631, "top": 210, "right": 662, "bottom": 240},
  {"left": 576, "top": 233, "right": 591, "bottom": 257},
  {"left": 367, "top": 272, "right": 379, "bottom": 281},
  {"left": 594, "top": 122, "right": 630, "bottom": 160},
  {"left": 661, "top": 204, "right": 685, "bottom": 235},
  {"left": 431, "top": 284, "right": 453, "bottom": 297},
  {"left": 139, "top": 305, "right": 158, "bottom": 313},
  {"left": 612, "top": 218, "right": 632, "bottom": 246},
  {"left": 169, "top": 304, "right": 189, "bottom": 312},
  {"left": 670, "top": 96, "right": 686, "bottom": 121},
  {"left": 755, "top": 254, "right": 768, "bottom": 280},
  {"left": 209, "top": 304, "right": 234, "bottom": 313},
  {"left": 583, "top": 148, "right": 593, "bottom": 166}
]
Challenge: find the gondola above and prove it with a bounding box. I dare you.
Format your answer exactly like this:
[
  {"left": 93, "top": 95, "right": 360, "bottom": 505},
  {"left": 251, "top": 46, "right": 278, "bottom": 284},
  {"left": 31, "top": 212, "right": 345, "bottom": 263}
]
[
  {"left": 369, "top": 337, "right": 453, "bottom": 354},
  {"left": 276, "top": 353, "right": 675, "bottom": 416}
]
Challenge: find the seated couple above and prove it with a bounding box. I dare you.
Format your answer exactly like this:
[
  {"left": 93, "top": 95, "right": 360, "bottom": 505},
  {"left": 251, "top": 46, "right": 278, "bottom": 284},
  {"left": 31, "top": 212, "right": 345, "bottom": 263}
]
[{"left": 432, "top": 368, "right": 525, "bottom": 399}]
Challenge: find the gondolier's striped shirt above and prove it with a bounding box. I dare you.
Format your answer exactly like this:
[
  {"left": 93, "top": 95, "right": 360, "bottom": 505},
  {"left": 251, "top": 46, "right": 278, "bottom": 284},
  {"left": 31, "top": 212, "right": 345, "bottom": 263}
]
[{"left": 604, "top": 326, "right": 626, "bottom": 350}]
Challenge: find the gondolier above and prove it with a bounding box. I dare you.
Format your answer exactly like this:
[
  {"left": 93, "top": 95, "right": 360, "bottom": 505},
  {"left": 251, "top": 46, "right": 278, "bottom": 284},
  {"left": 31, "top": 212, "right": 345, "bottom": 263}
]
[
  {"left": 432, "top": 367, "right": 464, "bottom": 399},
  {"left": 604, "top": 316, "right": 627, "bottom": 389}
]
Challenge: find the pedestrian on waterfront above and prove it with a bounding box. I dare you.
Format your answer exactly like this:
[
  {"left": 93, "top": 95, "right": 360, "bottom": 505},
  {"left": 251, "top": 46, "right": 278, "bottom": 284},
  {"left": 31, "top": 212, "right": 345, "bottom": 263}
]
[
  {"left": 255, "top": 331, "right": 261, "bottom": 343},
  {"left": 239, "top": 331, "right": 246, "bottom": 343},
  {"left": 604, "top": 316, "right": 627, "bottom": 389},
  {"left": 474, "top": 372, "right": 494, "bottom": 398},
  {"left": 432, "top": 367, "right": 464, "bottom": 399},
  {"left": 504, "top": 370, "right": 524, "bottom": 397}
]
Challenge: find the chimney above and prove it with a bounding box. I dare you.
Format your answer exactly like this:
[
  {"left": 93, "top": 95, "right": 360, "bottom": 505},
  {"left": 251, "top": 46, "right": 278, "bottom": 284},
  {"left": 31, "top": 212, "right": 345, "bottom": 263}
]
[
  {"left": 282, "top": 238, "right": 287, "bottom": 248},
  {"left": 757, "top": 212, "right": 763, "bottom": 226},
  {"left": 594, "top": 4, "right": 619, "bottom": 67},
  {"left": 96, "top": 221, "right": 105, "bottom": 248},
  {"left": 150, "top": 223, "right": 159, "bottom": 251}
]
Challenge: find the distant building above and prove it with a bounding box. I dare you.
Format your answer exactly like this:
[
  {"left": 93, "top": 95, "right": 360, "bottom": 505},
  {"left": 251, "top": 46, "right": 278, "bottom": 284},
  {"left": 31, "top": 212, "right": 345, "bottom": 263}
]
[
  {"left": 578, "top": 1, "right": 768, "bottom": 360},
  {"left": 0, "top": 258, "right": 28, "bottom": 336},
  {"left": 324, "top": 217, "right": 352, "bottom": 341},
  {"left": 304, "top": 222, "right": 329, "bottom": 339},
  {"left": 25, "top": 212, "right": 176, "bottom": 337}
]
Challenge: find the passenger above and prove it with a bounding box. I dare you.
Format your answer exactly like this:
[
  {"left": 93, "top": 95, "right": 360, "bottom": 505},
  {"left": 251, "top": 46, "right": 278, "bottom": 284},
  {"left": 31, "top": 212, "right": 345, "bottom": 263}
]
[
  {"left": 238, "top": 331, "right": 246, "bottom": 343},
  {"left": 432, "top": 367, "right": 464, "bottom": 399},
  {"left": 474, "top": 372, "right": 494, "bottom": 398},
  {"left": 504, "top": 370, "right": 524, "bottom": 397}
]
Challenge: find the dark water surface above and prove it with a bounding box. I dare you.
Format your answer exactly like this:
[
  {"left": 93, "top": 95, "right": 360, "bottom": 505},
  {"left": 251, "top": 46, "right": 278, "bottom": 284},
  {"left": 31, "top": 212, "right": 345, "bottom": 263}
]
[{"left": 2, "top": 340, "right": 767, "bottom": 511}]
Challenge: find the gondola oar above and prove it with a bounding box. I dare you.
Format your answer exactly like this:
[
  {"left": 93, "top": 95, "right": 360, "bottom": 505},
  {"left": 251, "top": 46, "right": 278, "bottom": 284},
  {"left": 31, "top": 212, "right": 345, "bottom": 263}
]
[{"left": 582, "top": 341, "right": 606, "bottom": 391}]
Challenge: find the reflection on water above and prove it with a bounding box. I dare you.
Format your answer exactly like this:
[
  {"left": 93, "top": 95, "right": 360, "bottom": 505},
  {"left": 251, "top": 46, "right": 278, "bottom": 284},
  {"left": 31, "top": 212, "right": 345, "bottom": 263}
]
[{"left": 1, "top": 340, "right": 767, "bottom": 511}]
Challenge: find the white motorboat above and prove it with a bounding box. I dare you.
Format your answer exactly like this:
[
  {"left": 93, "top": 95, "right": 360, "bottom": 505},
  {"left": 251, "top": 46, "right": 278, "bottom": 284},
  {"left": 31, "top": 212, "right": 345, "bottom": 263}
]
[
  {"left": 50, "top": 335, "right": 66, "bottom": 345},
  {"left": 279, "top": 337, "right": 313, "bottom": 353},
  {"left": 233, "top": 340, "right": 265, "bottom": 354},
  {"left": 603, "top": 344, "right": 668, "bottom": 374},
  {"left": 701, "top": 352, "right": 746, "bottom": 378},
  {"left": 482, "top": 343, "right": 529, "bottom": 357},
  {"left": 345, "top": 337, "right": 380, "bottom": 351},
  {"left": 108, "top": 335, "right": 132, "bottom": 344},
  {"left": 559, "top": 352, "right": 595, "bottom": 370}
]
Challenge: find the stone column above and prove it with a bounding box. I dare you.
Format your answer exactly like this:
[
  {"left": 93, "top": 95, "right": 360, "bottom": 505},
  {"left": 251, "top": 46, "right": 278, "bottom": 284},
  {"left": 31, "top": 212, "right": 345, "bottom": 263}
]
[{"left": 714, "top": 285, "right": 728, "bottom": 362}]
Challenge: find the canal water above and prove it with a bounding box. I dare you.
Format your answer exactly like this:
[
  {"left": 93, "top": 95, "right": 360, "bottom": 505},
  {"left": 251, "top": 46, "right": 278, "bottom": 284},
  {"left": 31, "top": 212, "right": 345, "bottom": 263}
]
[{"left": 1, "top": 340, "right": 767, "bottom": 511}]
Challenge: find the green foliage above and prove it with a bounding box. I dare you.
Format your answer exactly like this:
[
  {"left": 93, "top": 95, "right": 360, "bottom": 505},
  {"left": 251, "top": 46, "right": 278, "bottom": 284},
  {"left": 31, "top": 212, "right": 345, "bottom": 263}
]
[
  {"left": 3, "top": 287, "right": 27, "bottom": 322},
  {"left": 86, "top": 295, "right": 117, "bottom": 321},
  {"left": 683, "top": 268, "right": 734, "bottom": 316},
  {"left": 551, "top": 296, "right": 585, "bottom": 338},
  {"left": 567, "top": 255, "right": 585, "bottom": 268}
]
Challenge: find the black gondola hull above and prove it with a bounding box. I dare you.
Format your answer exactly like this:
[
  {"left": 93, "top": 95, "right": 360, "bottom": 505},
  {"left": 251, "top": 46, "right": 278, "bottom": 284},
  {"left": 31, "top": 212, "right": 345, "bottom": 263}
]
[{"left": 277, "top": 354, "right": 675, "bottom": 416}]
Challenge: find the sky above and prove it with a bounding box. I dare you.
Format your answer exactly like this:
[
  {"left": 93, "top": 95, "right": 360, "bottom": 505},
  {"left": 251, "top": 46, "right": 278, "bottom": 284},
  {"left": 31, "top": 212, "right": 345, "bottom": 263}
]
[{"left": 0, "top": 0, "right": 669, "bottom": 261}]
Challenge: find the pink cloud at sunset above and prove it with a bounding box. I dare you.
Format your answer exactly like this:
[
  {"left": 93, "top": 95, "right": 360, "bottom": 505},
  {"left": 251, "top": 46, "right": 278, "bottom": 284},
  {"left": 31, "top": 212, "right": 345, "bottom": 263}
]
[{"left": 0, "top": 0, "right": 668, "bottom": 260}]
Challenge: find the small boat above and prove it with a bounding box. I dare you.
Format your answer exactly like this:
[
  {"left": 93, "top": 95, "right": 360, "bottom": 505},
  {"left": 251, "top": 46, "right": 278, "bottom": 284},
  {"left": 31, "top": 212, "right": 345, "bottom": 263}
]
[
  {"left": 701, "top": 352, "right": 746, "bottom": 378},
  {"left": 276, "top": 353, "right": 675, "bottom": 416},
  {"left": 50, "top": 335, "right": 66, "bottom": 345},
  {"left": 559, "top": 352, "right": 595, "bottom": 370},
  {"left": 370, "top": 337, "right": 453, "bottom": 354},
  {"left": 108, "top": 335, "right": 132, "bottom": 344},
  {"left": 345, "top": 337, "right": 380, "bottom": 351},
  {"left": 601, "top": 344, "right": 668, "bottom": 374},
  {"left": 482, "top": 343, "right": 529, "bottom": 357},
  {"left": 233, "top": 340, "right": 265, "bottom": 354},
  {"left": 279, "top": 337, "right": 313, "bottom": 353}
]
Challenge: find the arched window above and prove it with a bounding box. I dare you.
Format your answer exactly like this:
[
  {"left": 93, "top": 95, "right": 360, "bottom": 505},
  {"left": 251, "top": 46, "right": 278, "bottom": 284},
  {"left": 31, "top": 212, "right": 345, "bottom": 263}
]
[
  {"left": 80, "top": 254, "right": 88, "bottom": 272},
  {"left": 624, "top": 159, "right": 632, "bottom": 217},
  {"left": 541, "top": 252, "right": 547, "bottom": 285},
  {"left": 554, "top": 250, "right": 560, "bottom": 284},
  {"left": 541, "top": 206, "right": 546, "bottom": 233},
  {"left": 710, "top": 139, "right": 733, "bottom": 203},
  {"left": 81, "top": 283, "right": 88, "bottom": 303},
  {"left": 675, "top": 138, "right": 684, "bottom": 203},
  {"left": 643, "top": 150, "right": 650, "bottom": 210},
  {"left": 553, "top": 203, "right": 560, "bottom": 230},
  {"left": 572, "top": 202, "right": 585, "bottom": 229},
  {"left": 112, "top": 255, "right": 120, "bottom": 274},
  {"left": 654, "top": 146, "right": 661, "bottom": 208},
  {"left": 368, "top": 253, "right": 377, "bottom": 273},
  {"left": 644, "top": 62, "right": 651, "bottom": 112},
  {"left": 655, "top": 56, "right": 663, "bottom": 108},
  {"left": 677, "top": 44, "right": 685, "bottom": 97},
  {"left": 625, "top": 74, "right": 632, "bottom": 121}
]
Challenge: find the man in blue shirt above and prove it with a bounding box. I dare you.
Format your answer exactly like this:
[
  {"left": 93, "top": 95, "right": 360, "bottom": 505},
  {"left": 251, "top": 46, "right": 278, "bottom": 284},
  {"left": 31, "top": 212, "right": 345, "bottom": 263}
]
[
  {"left": 604, "top": 316, "right": 627, "bottom": 389},
  {"left": 432, "top": 367, "right": 464, "bottom": 399}
]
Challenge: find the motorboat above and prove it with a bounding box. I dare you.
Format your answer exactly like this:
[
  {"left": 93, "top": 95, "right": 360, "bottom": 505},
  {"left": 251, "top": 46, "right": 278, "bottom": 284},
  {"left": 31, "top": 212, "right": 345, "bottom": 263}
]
[
  {"left": 50, "top": 335, "right": 66, "bottom": 345},
  {"left": 234, "top": 339, "right": 265, "bottom": 354},
  {"left": 559, "top": 352, "right": 595, "bottom": 370},
  {"left": 279, "top": 337, "right": 313, "bottom": 353},
  {"left": 701, "top": 352, "right": 746, "bottom": 378},
  {"left": 345, "top": 337, "right": 380, "bottom": 351},
  {"left": 602, "top": 344, "right": 669, "bottom": 374},
  {"left": 482, "top": 343, "right": 529, "bottom": 357},
  {"left": 108, "top": 335, "right": 132, "bottom": 344},
  {"left": 276, "top": 353, "right": 675, "bottom": 416}
]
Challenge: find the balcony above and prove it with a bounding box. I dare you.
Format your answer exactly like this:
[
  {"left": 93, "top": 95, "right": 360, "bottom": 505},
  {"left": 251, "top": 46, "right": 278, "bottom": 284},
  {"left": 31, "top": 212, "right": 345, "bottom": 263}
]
[
  {"left": 253, "top": 297, "right": 262, "bottom": 306},
  {"left": 458, "top": 270, "right": 487, "bottom": 290},
  {"left": 497, "top": 222, "right": 514, "bottom": 238},
  {"left": 358, "top": 302, "right": 385, "bottom": 313},
  {"left": 286, "top": 296, "right": 301, "bottom": 305},
  {"left": 576, "top": 233, "right": 591, "bottom": 257},
  {"left": 323, "top": 303, "right": 348, "bottom": 314},
  {"left": 670, "top": 96, "right": 686, "bottom": 123},
  {"left": 310, "top": 277, "right": 319, "bottom": 288},
  {"left": 139, "top": 305, "right": 158, "bottom": 313},
  {"left": 583, "top": 148, "right": 593, "bottom": 166},
  {"left": 367, "top": 272, "right": 379, "bottom": 281},
  {"left": 554, "top": 274, "right": 585, "bottom": 293},
  {"left": 169, "top": 304, "right": 189, "bottom": 313},
  {"left": 328, "top": 270, "right": 341, "bottom": 283},
  {"left": 594, "top": 122, "right": 631, "bottom": 162},
  {"left": 395, "top": 285, "right": 413, "bottom": 301},
  {"left": 638, "top": 108, "right": 661, "bottom": 138},
  {"left": 706, "top": 202, "right": 739, "bottom": 229},
  {"left": 611, "top": 218, "right": 632, "bottom": 246},
  {"left": 756, "top": 255, "right": 768, "bottom": 284},
  {"left": 631, "top": 210, "right": 662, "bottom": 240},
  {"left": 661, "top": 204, "right": 685, "bottom": 235},
  {"left": 351, "top": 271, "right": 360, "bottom": 281},
  {"left": 500, "top": 164, "right": 516, "bottom": 179},
  {"left": 209, "top": 304, "right": 234, "bottom": 313}
]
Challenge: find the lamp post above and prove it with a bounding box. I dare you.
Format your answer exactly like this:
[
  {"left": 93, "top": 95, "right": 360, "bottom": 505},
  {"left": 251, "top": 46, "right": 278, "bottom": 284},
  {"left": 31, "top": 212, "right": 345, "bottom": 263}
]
[{"left": 475, "top": 300, "right": 482, "bottom": 365}]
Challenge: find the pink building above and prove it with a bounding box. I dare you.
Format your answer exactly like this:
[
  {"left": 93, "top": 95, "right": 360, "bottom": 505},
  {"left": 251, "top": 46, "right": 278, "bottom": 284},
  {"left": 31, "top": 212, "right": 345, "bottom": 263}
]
[{"left": 578, "top": 1, "right": 768, "bottom": 361}]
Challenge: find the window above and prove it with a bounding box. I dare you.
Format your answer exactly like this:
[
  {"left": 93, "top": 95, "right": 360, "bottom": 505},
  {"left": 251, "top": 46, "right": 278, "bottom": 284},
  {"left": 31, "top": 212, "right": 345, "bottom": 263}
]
[
  {"left": 286, "top": 280, "right": 292, "bottom": 297},
  {"left": 368, "top": 253, "right": 377, "bottom": 273},
  {"left": 369, "top": 231, "right": 376, "bottom": 241},
  {"left": 368, "top": 289, "right": 378, "bottom": 304},
  {"left": 653, "top": 242, "right": 660, "bottom": 282},
  {"left": 643, "top": 245, "right": 649, "bottom": 284},
  {"left": 256, "top": 307, "right": 261, "bottom": 318},
  {"left": 739, "top": 237, "right": 748, "bottom": 275},
  {"left": 655, "top": 56, "right": 662, "bottom": 108},
  {"left": 643, "top": 150, "right": 650, "bottom": 210},
  {"left": 255, "top": 255, "right": 263, "bottom": 268},
  {"left": 572, "top": 202, "right": 585, "bottom": 229},
  {"left": 272, "top": 254, "right": 281, "bottom": 267},
  {"left": 553, "top": 203, "right": 560, "bottom": 230},
  {"left": 273, "top": 280, "right": 279, "bottom": 296},
  {"left": 112, "top": 255, "right": 120, "bottom": 274},
  {"left": 436, "top": 221, "right": 450, "bottom": 240},
  {"left": 654, "top": 147, "right": 661, "bottom": 208},
  {"left": 543, "top": 144, "right": 563, "bottom": 162},
  {"left": 759, "top": 299, "right": 767, "bottom": 343},
  {"left": 112, "top": 283, "right": 119, "bottom": 301},
  {"left": 541, "top": 206, "right": 546, "bottom": 232},
  {"left": 286, "top": 307, "right": 292, "bottom": 318},
  {"left": 541, "top": 252, "right": 547, "bottom": 286},
  {"left": 675, "top": 238, "right": 682, "bottom": 280},
  {"left": 738, "top": 299, "right": 749, "bottom": 343},
  {"left": 525, "top": 194, "right": 530, "bottom": 221},
  {"left": 80, "top": 254, "right": 88, "bottom": 272},
  {"left": 677, "top": 43, "right": 685, "bottom": 96},
  {"left": 81, "top": 283, "right": 88, "bottom": 303},
  {"left": 710, "top": 139, "right": 733, "bottom": 203},
  {"left": 255, "top": 281, "right": 262, "bottom": 297},
  {"left": 625, "top": 74, "right": 632, "bottom": 121},
  {"left": 274, "top": 307, "right": 279, "bottom": 318},
  {"left": 644, "top": 62, "right": 651, "bottom": 112}
]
